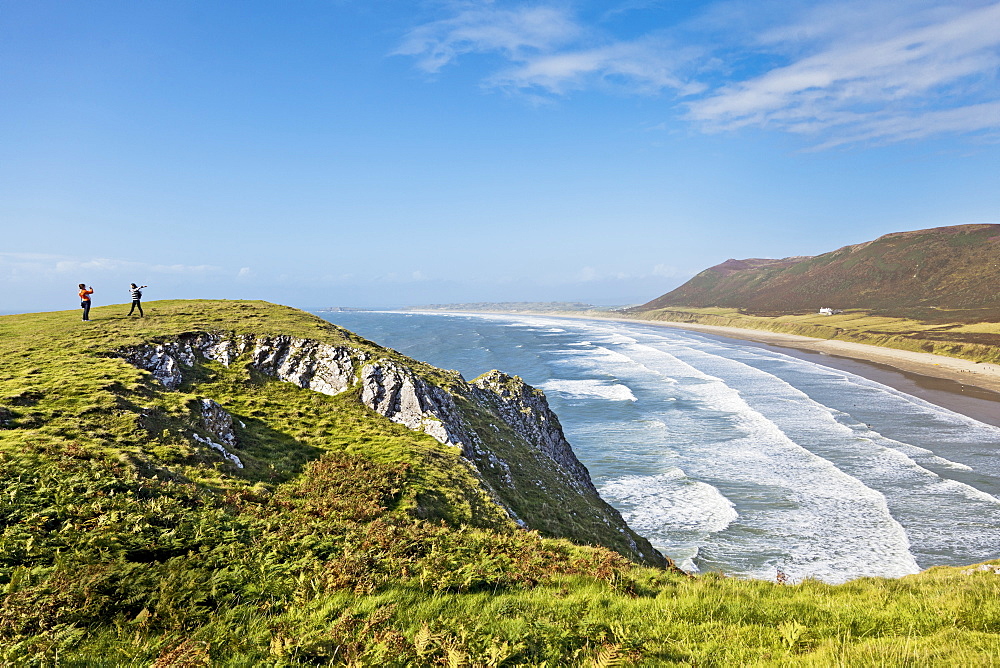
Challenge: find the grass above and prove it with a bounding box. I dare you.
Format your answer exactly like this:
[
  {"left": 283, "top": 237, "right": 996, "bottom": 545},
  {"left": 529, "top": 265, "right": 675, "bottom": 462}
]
[{"left": 2, "top": 300, "right": 1000, "bottom": 665}]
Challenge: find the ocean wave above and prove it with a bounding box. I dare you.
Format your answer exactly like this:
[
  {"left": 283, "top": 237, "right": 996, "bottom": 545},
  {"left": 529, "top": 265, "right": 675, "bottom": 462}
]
[
  {"left": 601, "top": 469, "right": 738, "bottom": 533},
  {"left": 539, "top": 379, "right": 637, "bottom": 402},
  {"left": 600, "top": 469, "right": 738, "bottom": 574},
  {"left": 579, "top": 339, "right": 923, "bottom": 581},
  {"left": 376, "top": 312, "right": 1000, "bottom": 580},
  {"left": 648, "top": 338, "right": 1000, "bottom": 571}
]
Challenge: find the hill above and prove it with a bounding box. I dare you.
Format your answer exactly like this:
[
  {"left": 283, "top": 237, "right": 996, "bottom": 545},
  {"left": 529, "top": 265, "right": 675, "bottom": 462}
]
[
  {"left": 3, "top": 300, "right": 1000, "bottom": 664},
  {"left": 637, "top": 224, "right": 1000, "bottom": 321}
]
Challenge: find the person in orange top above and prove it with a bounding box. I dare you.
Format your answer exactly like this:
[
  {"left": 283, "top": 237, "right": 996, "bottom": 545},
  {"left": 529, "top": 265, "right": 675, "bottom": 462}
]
[{"left": 78, "top": 283, "right": 94, "bottom": 321}]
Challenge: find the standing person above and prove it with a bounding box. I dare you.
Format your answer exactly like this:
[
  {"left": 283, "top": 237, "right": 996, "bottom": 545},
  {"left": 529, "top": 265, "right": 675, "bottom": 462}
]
[
  {"left": 78, "top": 284, "right": 94, "bottom": 321},
  {"left": 127, "top": 283, "right": 147, "bottom": 317}
]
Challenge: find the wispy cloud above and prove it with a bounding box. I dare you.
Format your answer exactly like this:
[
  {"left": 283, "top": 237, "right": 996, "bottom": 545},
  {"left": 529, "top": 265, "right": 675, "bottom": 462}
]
[
  {"left": 0, "top": 252, "right": 223, "bottom": 279},
  {"left": 396, "top": 2, "right": 698, "bottom": 96},
  {"left": 488, "top": 36, "right": 702, "bottom": 95},
  {"left": 396, "top": 1, "right": 1000, "bottom": 147},
  {"left": 688, "top": 1, "right": 1000, "bottom": 146},
  {"left": 394, "top": 4, "right": 583, "bottom": 73}
]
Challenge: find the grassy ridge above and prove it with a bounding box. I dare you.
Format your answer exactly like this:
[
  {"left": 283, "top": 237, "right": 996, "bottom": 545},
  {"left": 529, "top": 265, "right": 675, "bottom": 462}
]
[{"left": 2, "top": 301, "right": 1000, "bottom": 664}]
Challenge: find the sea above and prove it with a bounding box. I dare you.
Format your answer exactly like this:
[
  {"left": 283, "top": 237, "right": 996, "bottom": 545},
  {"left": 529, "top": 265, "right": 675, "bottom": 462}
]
[{"left": 316, "top": 310, "right": 1000, "bottom": 583}]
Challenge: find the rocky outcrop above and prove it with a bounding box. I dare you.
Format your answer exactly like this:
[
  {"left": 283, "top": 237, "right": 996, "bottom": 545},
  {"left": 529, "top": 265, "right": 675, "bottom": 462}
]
[
  {"left": 116, "top": 332, "right": 666, "bottom": 566},
  {"left": 471, "top": 370, "right": 596, "bottom": 494},
  {"left": 117, "top": 335, "right": 596, "bottom": 491},
  {"left": 117, "top": 334, "right": 358, "bottom": 395},
  {"left": 359, "top": 361, "right": 473, "bottom": 448},
  {"left": 200, "top": 398, "right": 238, "bottom": 448},
  {"left": 187, "top": 398, "right": 245, "bottom": 468},
  {"left": 192, "top": 433, "right": 244, "bottom": 468}
]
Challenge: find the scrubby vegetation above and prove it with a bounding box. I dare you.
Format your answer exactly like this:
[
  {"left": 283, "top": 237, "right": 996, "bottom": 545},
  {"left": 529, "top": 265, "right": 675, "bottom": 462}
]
[{"left": 2, "top": 300, "right": 1000, "bottom": 665}]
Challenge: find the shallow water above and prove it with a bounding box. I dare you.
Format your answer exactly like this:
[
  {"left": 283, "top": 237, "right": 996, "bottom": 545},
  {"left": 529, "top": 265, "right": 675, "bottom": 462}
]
[{"left": 317, "top": 311, "right": 1000, "bottom": 583}]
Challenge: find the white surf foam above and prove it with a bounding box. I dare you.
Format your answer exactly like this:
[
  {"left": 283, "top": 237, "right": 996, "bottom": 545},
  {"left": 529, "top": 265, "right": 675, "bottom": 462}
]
[
  {"left": 645, "top": 337, "right": 1000, "bottom": 569},
  {"left": 557, "top": 330, "right": 923, "bottom": 582},
  {"left": 539, "top": 379, "right": 638, "bottom": 402},
  {"left": 602, "top": 469, "right": 738, "bottom": 533},
  {"left": 600, "top": 468, "right": 738, "bottom": 573}
]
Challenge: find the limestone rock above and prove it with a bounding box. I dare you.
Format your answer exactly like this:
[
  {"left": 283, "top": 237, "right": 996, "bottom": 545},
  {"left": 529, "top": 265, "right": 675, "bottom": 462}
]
[
  {"left": 118, "top": 333, "right": 357, "bottom": 396},
  {"left": 471, "top": 370, "right": 597, "bottom": 494},
  {"left": 192, "top": 433, "right": 244, "bottom": 469},
  {"left": 119, "top": 344, "right": 186, "bottom": 389},
  {"left": 358, "top": 360, "right": 473, "bottom": 447},
  {"left": 200, "top": 398, "right": 237, "bottom": 448},
  {"left": 193, "top": 398, "right": 243, "bottom": 468}
]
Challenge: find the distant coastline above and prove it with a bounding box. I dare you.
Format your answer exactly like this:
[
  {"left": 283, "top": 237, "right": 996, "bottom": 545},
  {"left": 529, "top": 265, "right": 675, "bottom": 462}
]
[
  {"left": 402, "top": 306, "right": 1000, "bottom": 428},
  {"left": 402, "top": 301, "right": 620, "bottom": 313}
]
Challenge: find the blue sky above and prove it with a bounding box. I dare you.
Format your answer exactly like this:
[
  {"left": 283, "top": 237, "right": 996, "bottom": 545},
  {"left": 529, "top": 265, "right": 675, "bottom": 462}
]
[{"left": 2, "top": 0, "right": 999, "bottom": 313}]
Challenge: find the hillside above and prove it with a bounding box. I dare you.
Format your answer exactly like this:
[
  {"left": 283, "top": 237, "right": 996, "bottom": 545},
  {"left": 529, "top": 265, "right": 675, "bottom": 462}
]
[
  {"left": 637, "top": 224, "right": 1000, "bottom": 321},
  {"left": 3, "top": 300, "right": 1000, "bottom": 664}
]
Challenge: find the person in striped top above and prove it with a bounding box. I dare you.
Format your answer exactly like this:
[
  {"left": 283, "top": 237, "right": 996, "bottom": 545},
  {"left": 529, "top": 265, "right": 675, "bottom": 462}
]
[{"left": 127, "top": 283, "right": 147, "bottom": 317}]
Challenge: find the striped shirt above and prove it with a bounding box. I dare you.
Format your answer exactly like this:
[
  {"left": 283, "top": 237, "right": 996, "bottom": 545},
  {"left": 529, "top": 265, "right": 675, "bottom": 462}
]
[{"left": 129, "top": 287, "right": 143, "bottom": 300}]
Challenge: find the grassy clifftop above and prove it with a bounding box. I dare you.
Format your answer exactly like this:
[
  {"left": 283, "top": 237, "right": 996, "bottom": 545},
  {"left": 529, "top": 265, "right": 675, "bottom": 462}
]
[{"left": 3, "top": 301, "right": 1000, "bottom": 664}]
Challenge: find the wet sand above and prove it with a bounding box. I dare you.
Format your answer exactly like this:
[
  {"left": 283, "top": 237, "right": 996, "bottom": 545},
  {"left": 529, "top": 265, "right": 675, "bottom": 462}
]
[{"left": 449, "top": 311, "right": 1000, "bottom": 428}]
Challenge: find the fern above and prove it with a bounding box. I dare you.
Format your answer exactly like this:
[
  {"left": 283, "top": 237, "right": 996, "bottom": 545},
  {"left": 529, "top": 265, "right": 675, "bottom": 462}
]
[{"left": 590, "top": 644, "right": 623, "bottom": 668}]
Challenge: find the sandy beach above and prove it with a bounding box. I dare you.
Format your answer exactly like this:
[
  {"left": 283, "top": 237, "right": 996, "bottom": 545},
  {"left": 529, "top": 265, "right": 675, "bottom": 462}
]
[
  {"left": 617, "top": 318, "right": 1000, "bottom": 390},
  {"left": 442, "top": 311, "right": 1000, "bottom": 427}
]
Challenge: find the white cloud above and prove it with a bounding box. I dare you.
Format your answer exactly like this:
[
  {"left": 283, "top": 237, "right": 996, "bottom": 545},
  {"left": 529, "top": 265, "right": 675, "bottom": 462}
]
[
  {"left": 488, "top": 37, "right": 701, "bottom": 95},
  {"left": 397, "top": 1, "right": 1000, "bottom": 147},
  {"left": 394, "top": 4, "right": 582, "bottom": 73},
  {"left": 688, "top": 1, "right": 1000, "bottom": 143},
  {"left": 395, "top": 2, "right": 698, "bottom": 96},
  {"left": 0, "top": 252, "right": 223, "bottom": 280}
]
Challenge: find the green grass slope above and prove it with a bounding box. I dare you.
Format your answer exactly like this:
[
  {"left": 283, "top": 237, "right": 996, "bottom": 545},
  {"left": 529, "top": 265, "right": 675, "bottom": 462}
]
[
  {"left": 638, "top": 224, "right": 1000, "bottom": 322},
  {"left": 2, "top": 300, "right": 1000, "bottom": 664}
]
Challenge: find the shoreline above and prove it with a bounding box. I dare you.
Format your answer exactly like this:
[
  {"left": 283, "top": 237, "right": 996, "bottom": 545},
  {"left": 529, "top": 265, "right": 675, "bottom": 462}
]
[{"left": 416, "top": 310, "right": 1000, "bottom": 427}]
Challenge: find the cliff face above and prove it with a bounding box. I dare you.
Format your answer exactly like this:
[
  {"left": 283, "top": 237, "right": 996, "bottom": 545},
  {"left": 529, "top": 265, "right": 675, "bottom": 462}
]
[{"left": 117, "top": 331, "right": 664, "bottom": 566}]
